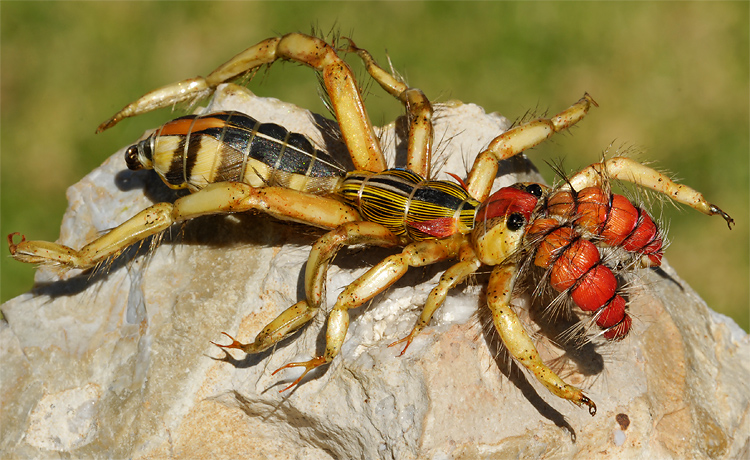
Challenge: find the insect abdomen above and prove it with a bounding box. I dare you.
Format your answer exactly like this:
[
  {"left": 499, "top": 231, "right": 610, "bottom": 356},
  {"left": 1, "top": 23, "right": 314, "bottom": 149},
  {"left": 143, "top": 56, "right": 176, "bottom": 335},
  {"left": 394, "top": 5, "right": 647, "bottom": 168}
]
[
  {"left": 125, "top": 111, "right": 346, "bottom": 194},
  {"left": 338, "top": 169, "right": 479, "bottom": 241}
]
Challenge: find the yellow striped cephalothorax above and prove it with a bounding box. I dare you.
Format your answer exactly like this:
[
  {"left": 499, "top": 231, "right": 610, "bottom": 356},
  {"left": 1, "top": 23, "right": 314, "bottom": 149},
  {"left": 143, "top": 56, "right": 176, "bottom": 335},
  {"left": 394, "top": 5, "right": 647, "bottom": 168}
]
[{"left": 338, "top": 169, "right": 480, "bottom": 241}]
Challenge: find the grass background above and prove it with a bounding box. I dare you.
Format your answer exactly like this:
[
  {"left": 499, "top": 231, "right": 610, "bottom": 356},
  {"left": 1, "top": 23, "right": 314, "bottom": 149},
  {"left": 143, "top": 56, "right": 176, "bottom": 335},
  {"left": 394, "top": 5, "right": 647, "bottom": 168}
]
[{"left": 2, "top": 2, "right": 747, "bottom": 331}]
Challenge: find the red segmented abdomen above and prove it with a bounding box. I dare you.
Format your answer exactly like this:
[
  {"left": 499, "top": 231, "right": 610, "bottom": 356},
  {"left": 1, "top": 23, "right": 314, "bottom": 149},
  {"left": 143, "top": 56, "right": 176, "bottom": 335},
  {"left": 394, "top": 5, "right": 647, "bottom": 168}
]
[
  {"left": 547, "top": 187, "right": 664, "bottom": 267},
  {"left": 527, "top": 219, "right": 631, "bottom": 340}
]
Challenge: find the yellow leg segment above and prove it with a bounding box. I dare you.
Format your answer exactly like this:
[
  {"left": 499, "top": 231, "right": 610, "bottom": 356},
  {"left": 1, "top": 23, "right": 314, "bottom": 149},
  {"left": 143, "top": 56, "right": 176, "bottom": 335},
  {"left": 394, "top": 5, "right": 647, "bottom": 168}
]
[
  {"left": 467, "top": 93, "right": 598, "bottom": 202},
  {"left": 304, "top": 222, "right": 402, "bottom": 308},
  {"left": 97, "top": 33, "right": 386, "bottom": 173},
  {"left": 390, "top": 242, "right": 481, "bottom": 354},
  {"left": 8, "top": 183, "right": 360, "bottom": 269},
  {"left": 567, "top": 157, "right": 734, "bottom": 228},
  {"left": 213, "top": 300, "right": 321, "bottom": 355},
  {"left": 346, "top": 39, "right": 434, "bottom": 178},
  {"left": 487, "top": 264, "right": 596, "bottom": 415},
  {"left": 8, "top": 203, "right": 174, "bottom": 269},
  {"left": 214, "top": 221, "right": 400, "bottom": 356},
  {"left": 272, "top": 234, "right": 465, "bottom": 391}
]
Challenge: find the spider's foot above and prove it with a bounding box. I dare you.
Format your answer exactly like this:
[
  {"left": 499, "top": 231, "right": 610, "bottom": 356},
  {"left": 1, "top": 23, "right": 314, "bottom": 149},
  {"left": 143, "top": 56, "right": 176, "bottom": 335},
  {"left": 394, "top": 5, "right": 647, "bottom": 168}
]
[
  {"left": 272, "top": 356, "right": 327, "bottom": 392},
  {"left": 709, "top": 204, "right": 734, "bottom": 229},
  {"left": 7, "top": 232, "right": 26, "bottom": 255},
  {"left": 580, "top": 395, "right": 597, "bottom": 416},
  {"left": 388, "top": 333, "right": 417, "bottom": 357},
  {"left": 212, "top": 332, "right": 250, "bottom": 352}
]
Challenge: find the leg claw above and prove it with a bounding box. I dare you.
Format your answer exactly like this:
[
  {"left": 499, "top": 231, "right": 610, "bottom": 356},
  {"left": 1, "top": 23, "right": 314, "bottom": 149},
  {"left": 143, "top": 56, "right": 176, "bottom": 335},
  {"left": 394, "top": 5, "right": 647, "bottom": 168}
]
[
  {"left": 388, "top": 335, "right": 414, "bottom": 357},
  {"left": 211, "top": 332, "right": 247, "bottom": 351},
  {"left": 581, "top": 395, "right": 597, "bottom": 416},
  {"left": 272, "top": 356, "right": 327, "bottom": 392},
  {"left": 7, "top": 232, "right": 26, "bottom": 255}
]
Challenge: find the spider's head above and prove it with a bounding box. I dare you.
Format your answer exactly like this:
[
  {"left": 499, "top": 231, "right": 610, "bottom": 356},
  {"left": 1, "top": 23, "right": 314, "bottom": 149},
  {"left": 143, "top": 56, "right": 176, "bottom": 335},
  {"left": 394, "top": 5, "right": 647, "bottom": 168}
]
[{"left": 471, "top": 184, "right": 543, "bottom": 266}]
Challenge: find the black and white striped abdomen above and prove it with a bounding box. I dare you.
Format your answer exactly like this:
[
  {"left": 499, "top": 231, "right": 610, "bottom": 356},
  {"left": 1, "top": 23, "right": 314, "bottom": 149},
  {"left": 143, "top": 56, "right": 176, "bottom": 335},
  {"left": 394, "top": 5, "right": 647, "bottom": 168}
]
[{"left": 125, "top": 111, "right": 346, "bottom": 194}]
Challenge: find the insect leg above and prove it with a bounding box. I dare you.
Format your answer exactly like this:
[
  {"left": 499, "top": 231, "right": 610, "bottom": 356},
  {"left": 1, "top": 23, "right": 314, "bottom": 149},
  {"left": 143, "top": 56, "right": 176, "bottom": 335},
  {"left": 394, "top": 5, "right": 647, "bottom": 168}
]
[
  {"left": 8, "top": 183, "right": 360, "bottom": 269},
  {"left": 273, "top": 234, "right": 464, "bottom": 391},
  {"left": 487, "top": 263, "right": 597, "bottom": 416},
  {"left": 467, "top": 94, "right": 598, "bottom": 202},
  {"left": 566, "top": 157, "right": 734, "bottom": 228},
  {"left": 346, "top": 39, "right": 434, "bottom": 177},
  {"left": 214, "top": 221, "right": 401, "bottom": 355},
  {"left": 97, "top": 33, "right": 386, "bottom": 173},
  {"left": 390, "top": 242, "right": 481, "bottom": 355}
]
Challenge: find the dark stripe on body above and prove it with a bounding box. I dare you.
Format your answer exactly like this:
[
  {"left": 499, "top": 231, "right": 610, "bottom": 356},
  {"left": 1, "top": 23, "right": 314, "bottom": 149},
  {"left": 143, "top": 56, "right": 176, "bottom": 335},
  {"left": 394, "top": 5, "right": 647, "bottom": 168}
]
[
  {"left": 184, "top": 135, "right": 202, "bottom": 184},
  {"left": 165, "top": 137, "right": 187, "bottom": 187},
  {"left": 340, "top": 168, "right": 479, "bottom": 240},
  {"left": 149, "top": 111, "right": 345, "bottom": 190}
]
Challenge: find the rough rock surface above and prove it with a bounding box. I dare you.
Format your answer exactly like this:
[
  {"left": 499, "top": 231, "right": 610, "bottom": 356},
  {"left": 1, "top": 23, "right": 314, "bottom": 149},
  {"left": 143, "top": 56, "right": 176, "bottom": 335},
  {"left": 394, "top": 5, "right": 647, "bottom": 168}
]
[{"left": 2, "top": 85, "right": 749, "bottom": 459}]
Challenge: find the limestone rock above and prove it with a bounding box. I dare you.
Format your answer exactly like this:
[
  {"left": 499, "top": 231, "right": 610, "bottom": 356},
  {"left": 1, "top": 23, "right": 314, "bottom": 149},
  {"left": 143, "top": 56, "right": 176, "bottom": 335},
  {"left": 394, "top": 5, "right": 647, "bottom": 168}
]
[{"left": 2, "top": 85, "right": 748, "bottom": 459}]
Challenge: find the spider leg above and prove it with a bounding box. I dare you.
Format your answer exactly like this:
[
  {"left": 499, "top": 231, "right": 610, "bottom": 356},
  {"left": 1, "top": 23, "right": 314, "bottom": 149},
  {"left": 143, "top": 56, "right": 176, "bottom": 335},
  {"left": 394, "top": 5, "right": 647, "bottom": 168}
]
[
  {"left": 567, "top": 157, "right": 734, "bottom": 228},
  {"left": 214, "top": 221, "right": 402, "bottom": 355},
  {"left": 8, "top": 183, "right": 359, "bottom": 269},
  {"left": 304, "top": 222, "right": 402, "bottom": 308},
  {"left": 97, "top": 33, "right": 386, "bottom": 173},
  {"left": 212, "top": 301, "right": 322, "bottom": 355},
  {"left": 467, "top": 94, "right": 598, "bottom": 202},
  {"left": 390, "top": 242, "right": 481, "bottom": 355},
  {"left": 487, "top": 263, "right": 597, "bottom": 415},
  {"left": 346, "top": 39, "right": 434, "bottom": 178},
  {"left": 273, "top": 234, "right": 465, "bottom": 390}
]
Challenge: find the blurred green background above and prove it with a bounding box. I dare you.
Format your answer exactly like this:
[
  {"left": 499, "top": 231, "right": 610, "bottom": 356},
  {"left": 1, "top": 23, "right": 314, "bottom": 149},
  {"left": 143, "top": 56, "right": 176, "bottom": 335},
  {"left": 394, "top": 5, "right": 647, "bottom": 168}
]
[{"left": 2, "top": 2, "right": 747, "bottom": 331}]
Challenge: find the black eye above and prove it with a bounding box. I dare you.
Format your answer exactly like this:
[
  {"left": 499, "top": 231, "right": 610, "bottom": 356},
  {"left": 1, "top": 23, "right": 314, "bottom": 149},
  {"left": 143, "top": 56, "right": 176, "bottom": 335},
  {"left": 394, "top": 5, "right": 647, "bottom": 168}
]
[
  {"left": 507, "top": 212, "right": 525, "bottom": 231},
  {"left": 527, "top": 184, "right": 543, "bottom": 197}
]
